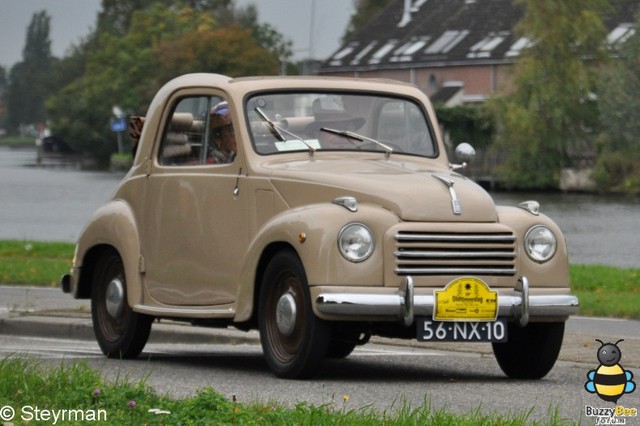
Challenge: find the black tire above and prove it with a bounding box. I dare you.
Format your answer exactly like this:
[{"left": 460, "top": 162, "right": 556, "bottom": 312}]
[
  {"left": 492, "top": 322, "right": 565, "bottom": 379},
  {"left": 258, "top": 249, "right": 331, "bottom": 379},
  {"left": 327, "top": 338, "right": 358, "bottom": 359},
  {"left": 327, "top": 328, "right": 368, "bottom": 359},
  {"left": 91, "top": 249, "right": 152, "bottom": 359}
]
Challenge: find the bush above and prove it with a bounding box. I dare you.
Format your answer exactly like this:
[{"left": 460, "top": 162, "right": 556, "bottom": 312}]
[
  {"left": 110, "top": 152, "right": 133, "bottom": 171},
  {"left": 593, "top": 150, "right": 640, "bottom": 193},
  {"left": 435, "top": 104, "right": 493, "bottom": 150}
]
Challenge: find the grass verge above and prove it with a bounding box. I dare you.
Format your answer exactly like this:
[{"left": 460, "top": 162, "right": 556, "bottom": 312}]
[
  {"left": 0, "top": 135, "right": 35, "bottom": 147},
  {"left": 0, "top": 356, "right": 572, "bottom": 425},
  {"left": 0, "top": 239, "right": 638, "bottom": 319},
  {"left": 0, "top": 240, "right": 74, "bottom": 286},
  {"left": 569, "top": 264, "right": 640, "bottom": 319}
]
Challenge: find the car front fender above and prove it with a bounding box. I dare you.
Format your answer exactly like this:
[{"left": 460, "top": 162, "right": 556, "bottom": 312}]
[
  {"left": 496, "top": 206, "right": 570, "bottom": 288},
  {"left": 233, "top": 201, "right": 399, "bottom": 322}
]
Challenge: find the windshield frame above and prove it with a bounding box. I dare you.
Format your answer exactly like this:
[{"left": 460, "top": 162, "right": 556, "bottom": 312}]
[{"left": 243, "top": 89, "right": 440, "bottom": 159}]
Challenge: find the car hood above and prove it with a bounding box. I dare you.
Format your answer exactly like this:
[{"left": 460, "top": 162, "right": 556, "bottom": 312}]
[{"left": 264, "top": 156, "right": 498, "bottom": 222}]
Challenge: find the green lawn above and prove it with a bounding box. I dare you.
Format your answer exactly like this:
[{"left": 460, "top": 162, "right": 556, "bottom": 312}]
[
  {"left": 570, "top": 264, "right": 640, "bottom": 319},
  {"left": 0, "top": 240, "right": 74, "bottom": 287},
  {"left": 0, "top": 135, "right": 35, "bottom": 147}
]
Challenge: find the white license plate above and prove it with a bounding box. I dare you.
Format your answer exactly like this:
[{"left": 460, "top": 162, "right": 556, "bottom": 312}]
[{"left": 417, "top": 318, "right": 508, "bottom": 342}]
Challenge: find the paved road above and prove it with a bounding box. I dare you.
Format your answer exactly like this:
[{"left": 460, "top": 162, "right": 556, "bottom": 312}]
[{"left": 0, "top": 333, "right": 620, "bottom": 424}]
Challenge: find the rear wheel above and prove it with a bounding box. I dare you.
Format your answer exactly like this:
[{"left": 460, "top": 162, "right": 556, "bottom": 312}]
[
  {"left": 258, "top": 249, "right": 331, "bottom": 379},
  {"left": 492, "top": 322, "right": 564, "bottom": 379},
  {"left": 91, "top": 249, "right": 152, "bottom": 358}
]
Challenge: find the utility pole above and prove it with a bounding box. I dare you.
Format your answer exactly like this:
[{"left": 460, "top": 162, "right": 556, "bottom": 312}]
[{"left": 304, "top": 0, "right": 317, "bottom": 75}]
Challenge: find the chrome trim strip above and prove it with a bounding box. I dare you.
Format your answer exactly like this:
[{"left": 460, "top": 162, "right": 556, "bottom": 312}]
[
  {"left": 133, "top": 304, "right": 235, "bottom": 318},
  {"left": 395, "top": 233, "right": 516, "bottom": 242},
  {"left": 395, "top": 250, "right": 516, "bottom": 259},
  {"left": 332, "top": 196, "right": 358, "bottom": 212},
  {"left": 395, "top": 267, "right": 517, "bottom": 275},
  {"left": 434, "top": 175, "right": 462, "bottom": 215},
  {"left": 518, "top": 200, "right": 540, "bottom": 216}
]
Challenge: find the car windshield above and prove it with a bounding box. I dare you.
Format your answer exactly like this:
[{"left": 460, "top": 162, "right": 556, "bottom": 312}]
[{"left": 246, "top": 92, "right": 437, "bottom": 157}]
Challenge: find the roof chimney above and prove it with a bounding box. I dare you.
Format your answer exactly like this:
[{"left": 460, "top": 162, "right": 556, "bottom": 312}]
[{"left": 398, "top": 0, "right": 412, "bottom": 28}]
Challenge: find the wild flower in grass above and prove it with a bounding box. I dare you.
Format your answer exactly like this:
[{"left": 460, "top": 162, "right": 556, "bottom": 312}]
[
  {"left": 92, "top": 388, "right": 102, "bottom": 397},
  {"left": 342, "top": 394, "right": 350, "bottom": 403},
  {"left": 128, "top": 400, "right": 137, "bottom": 408}
]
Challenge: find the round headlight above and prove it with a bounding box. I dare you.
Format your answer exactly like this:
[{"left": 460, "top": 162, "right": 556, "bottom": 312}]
[
  {"left": 338, "top": 223, "right": 374, "bottom": 262},
  {"left": 524, "top": 225, "right": 557, "bottom": 263}
]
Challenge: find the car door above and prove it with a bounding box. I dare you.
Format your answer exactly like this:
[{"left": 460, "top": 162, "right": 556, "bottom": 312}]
[{"left": 141, "top": 92, "right": 249, "bottom": 307}]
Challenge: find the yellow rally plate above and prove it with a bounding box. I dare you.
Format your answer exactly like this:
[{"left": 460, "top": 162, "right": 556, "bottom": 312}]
[{"left": 434, "top": 277, "right": 498, "bottom": 321}]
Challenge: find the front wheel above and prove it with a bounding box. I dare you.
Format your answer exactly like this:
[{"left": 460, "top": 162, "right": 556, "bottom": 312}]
[
  {"left": 258, "top": 249, "right": 331, "bottom": 379},
  {"left": 492, "top": 322, "right": 564, "bottom": 379},
  {"left": 91, "top": 249, "right": 152, "bottom": 359}
]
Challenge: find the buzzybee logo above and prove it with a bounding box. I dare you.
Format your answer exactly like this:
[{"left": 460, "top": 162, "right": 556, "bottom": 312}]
[
  {"left": 585, "top": 339, "right": 636, "bottom": 403},
  {"left": 584, "top": 339, "right": 637, "bottom": 425}
]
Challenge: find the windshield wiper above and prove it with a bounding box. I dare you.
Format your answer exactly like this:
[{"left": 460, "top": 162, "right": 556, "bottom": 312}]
[
  {"left": 255, "top": 107, "right": 316, "bottom": 154},
  {"left": 320, "top": 127, "right": 394, "bottom": 157}
]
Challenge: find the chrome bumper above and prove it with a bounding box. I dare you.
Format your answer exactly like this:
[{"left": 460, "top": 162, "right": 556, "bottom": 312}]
[{"left": 315, "top": 276, "right": 579, "bottom": 327}]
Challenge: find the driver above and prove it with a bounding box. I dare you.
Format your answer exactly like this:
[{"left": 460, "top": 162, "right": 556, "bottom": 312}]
[{"left": 208, "top": 101, "right": 236, "bottom": 164}]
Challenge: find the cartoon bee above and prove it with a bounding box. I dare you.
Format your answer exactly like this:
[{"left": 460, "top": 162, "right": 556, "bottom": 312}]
[{"left": 585, "top": 339, "right": 636, "bottom": 403}]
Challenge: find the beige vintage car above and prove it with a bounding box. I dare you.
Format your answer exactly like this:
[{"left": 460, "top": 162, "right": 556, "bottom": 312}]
[{"left": 62, "top": 73, "right": 578, "bottom": 379}]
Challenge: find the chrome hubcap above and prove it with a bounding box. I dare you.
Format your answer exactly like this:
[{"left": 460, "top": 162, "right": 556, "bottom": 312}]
[
  {"left": 105, "top": 278, "right": 125, "bottom": 318},
  {"left": 276, "top": 293, "right": 297, "bottom": 336}
]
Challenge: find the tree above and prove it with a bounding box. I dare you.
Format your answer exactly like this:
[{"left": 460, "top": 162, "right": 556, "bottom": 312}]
[
  {"left": 342, "top": 0, "right": 393, "bottom": 42},
  {"left": 47, "top": 3, "right": 282, "bottom": 165},
  {"left": 598, "top": 22, "right": 640, "bottom": 153},
  {"left": 156, "top": 24, "right": 281, "bottom": 82},
  {"left": 235, "top": 4, "right": 292, "bottom": 68},
  {"left": 96, "top": 0, "right": 239, "bottom": 35},
  {"left": 487, "top": 0, "right": 611, "bottom": 189},
  {"left": 6, "top": 11, "right": 56, "bottom": 133},
  {"left": 593, "top": 13, "right": 640, "bottom": 193}
]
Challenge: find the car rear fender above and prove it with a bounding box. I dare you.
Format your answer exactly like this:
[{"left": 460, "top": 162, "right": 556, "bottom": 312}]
[{"left": 73, "top": 200, "right": 143, "bottom": 306}]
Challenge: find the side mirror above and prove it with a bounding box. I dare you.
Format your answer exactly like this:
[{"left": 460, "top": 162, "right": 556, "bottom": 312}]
[{"left": 450, "top": 143, "right": 475, "bottom": 170}]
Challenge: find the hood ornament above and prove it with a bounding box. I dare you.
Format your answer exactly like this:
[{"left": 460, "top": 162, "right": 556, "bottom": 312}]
[{"left": 434, "top": 175, "right": 462, "bottom": 215}]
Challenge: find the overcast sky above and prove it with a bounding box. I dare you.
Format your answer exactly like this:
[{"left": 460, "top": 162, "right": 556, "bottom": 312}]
[{"left": 0, "top": 0, "right": 355, "bottom": 70}]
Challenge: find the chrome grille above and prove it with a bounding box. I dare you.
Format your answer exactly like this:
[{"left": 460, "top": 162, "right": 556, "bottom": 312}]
[{"left": 394, "top": 231, "right": 517, "bottom": 276}]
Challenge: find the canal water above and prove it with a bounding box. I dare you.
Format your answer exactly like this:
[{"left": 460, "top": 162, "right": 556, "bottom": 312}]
[
  {"left": 1, "top": 147, "right": 638, "bottom": 268},
  {"left": 490, "top": 191, "right": 638, "bottom": 268}
]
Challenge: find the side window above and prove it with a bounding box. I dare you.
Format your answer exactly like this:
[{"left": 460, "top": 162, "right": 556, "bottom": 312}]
[{"left": 159, "top": 95, "right": 234, "bottom": 166}]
